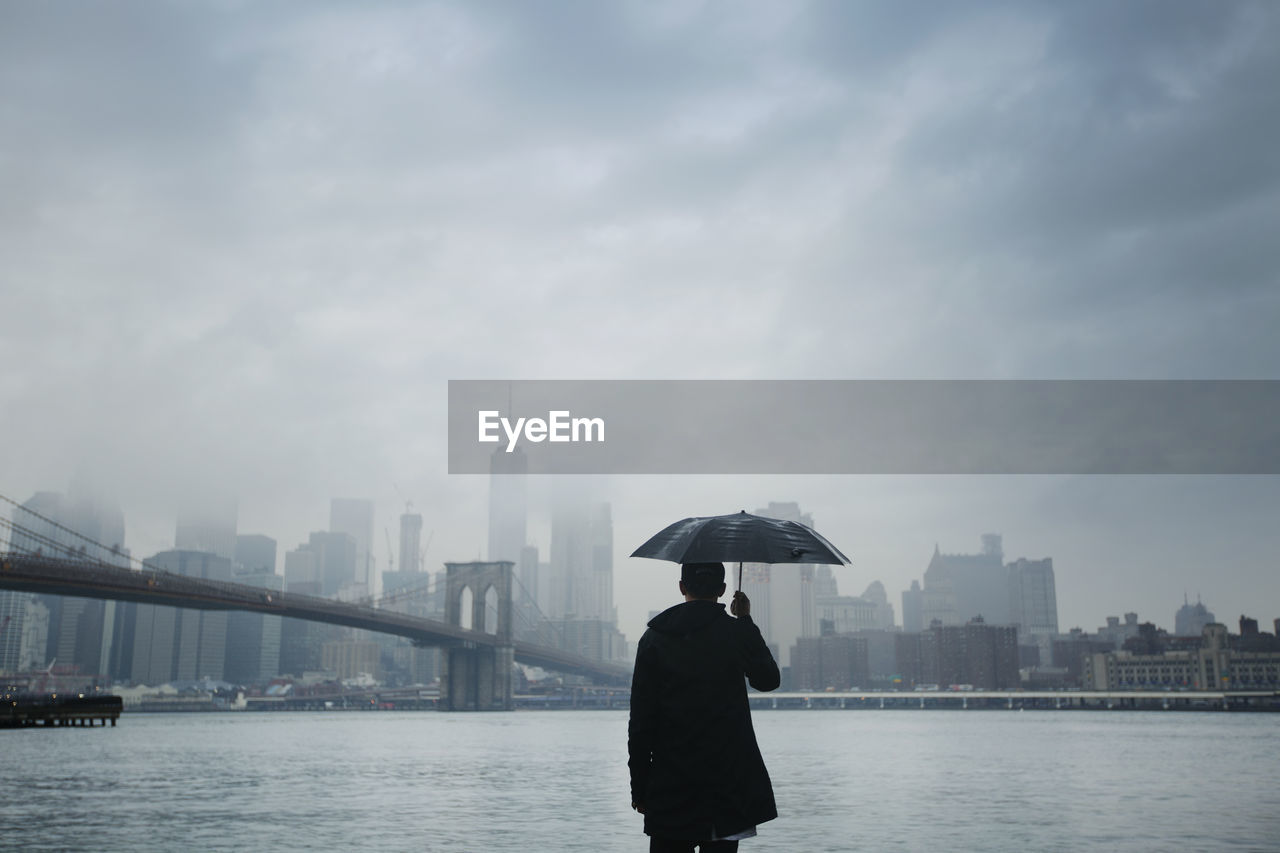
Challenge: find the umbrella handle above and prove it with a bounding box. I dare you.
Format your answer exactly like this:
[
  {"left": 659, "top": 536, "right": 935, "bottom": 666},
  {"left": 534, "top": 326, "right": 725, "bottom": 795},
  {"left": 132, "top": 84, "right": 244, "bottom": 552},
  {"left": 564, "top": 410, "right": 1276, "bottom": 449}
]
[{"left": 737, "top": 561, "right": 743, "bottom": 592}]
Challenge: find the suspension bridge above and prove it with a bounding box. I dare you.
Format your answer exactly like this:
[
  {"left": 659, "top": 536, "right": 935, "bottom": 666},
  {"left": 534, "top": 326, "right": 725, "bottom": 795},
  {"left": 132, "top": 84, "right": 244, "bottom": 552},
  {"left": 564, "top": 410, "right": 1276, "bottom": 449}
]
[{"left": 0, "top": 496, "right": 633, "bottom": 710}]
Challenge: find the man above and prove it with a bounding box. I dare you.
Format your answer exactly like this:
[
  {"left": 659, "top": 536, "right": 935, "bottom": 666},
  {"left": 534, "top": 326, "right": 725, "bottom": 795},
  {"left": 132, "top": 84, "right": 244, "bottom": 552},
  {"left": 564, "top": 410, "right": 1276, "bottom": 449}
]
[{"left": 628, "top": 561, "right": 781, "bottom": 852}]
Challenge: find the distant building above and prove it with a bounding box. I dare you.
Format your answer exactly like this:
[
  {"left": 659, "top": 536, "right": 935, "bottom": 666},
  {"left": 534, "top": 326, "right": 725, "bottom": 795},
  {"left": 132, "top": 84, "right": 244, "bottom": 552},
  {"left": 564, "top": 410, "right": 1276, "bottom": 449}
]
[
  {"left": 296, "top": 531, "right": 358, "bottom": 598},
  {"left": 1174, "top": 597, "right": 1216, "bottom": 637},
  {"left": 1007, "top": 557, "right": 1058, "bottom": 665},
  {"left": 546, "top": 487, "right": 614, "bottom": 624},
  {"left": 131, "top": 550, "right": 233, "bottom": 684},
  {"left": 815, "top": 583, "right": 893, "bottom": 634},
  {"left": 330, "top": 499, "right": 374, "bottom": 597},
  {"left": 552, "top": 618, "right": 629, "bottom": 664},
  {"left": 790, "top": 635, "right": 870, "bottom": 691},
  {"left": 894, "top": 632, "right": 926, "bottom": 688},
  {"left": 283, "top": 546, "right": 320, "bottom": 594},
  {"left": 225, "top": 535, "right": 282, "bottom": 685},
  {"left": 322, "top": 640, "right": 382, "bottom": 681},
  {"left": 923, "top": 617, "right": 1020, "bottom": 689},
  {"left": 175, "top": 500, "right": 237, "bottom": 561},
  {"left": 815, "top": 596, "right": 874, "bottom": 634},
  {"left": 3, "top": 490, "right": 128, "bottom": 678},
  {"left": 235, "top": 534, "right": 276, "bottom": 574},
  {"left": 399, "top": 511, "right": 424, "bottom": 575},
  {"left": 740, "top": 502, "right": 821, "bottom": 669},
  {"left": 921, "top": 535, "right": 1009, "bottom": 627},
  {"left": 901, "top": 580, "right": 924, "bottom": 633},
  {"left": 488, "top": 446, "right": 528, "bottom": 566},
  {"left": 1096, "top": 613, "right": 1142, "bottom": 649},
  {"left": 1052, "top": 630, "right": 1115, "bottom": 685},
  {"left": 847, "top": 629, "right": 900, "bottom": 682}
]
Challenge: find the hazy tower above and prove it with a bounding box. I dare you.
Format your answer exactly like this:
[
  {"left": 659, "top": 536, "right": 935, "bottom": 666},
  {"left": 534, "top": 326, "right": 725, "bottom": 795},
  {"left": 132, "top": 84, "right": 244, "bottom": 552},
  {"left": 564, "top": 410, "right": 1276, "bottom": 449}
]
[
  {"left": 330, "top": 499, "right": 374, "bottom": 596},
  {"left": 400, "top": 511, "right": 424, "bottom": 574},
  {"left": 488, "top": 447, "right": 528, "bottom": 566}
]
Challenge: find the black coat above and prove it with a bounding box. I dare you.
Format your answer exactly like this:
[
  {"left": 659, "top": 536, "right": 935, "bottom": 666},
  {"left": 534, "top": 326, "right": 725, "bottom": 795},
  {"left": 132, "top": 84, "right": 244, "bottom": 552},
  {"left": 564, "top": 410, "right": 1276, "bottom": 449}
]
[{"left": 628, "top": 600, "right": 781, "bottom": 841}]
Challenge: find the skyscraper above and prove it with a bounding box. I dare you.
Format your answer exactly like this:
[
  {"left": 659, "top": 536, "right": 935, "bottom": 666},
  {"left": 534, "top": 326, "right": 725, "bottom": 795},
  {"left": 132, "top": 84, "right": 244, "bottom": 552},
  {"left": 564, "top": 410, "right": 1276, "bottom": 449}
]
[
  {"left": 3, "top": 490, "right": 128, "bottom": 678},
  {"left": 131, "top": 550, "right": 233, "bottom": 683},
  {"left": 399, "top": 511, "right": 424, "bottom": 575},
  {"left": 1174, "top": 596, "right": 1216, "bottom": 637},
  {"left": 226, "top": 535, "right": 282, "bottom": 685},
  {"left": 921, "top": 535, "right": 1009, "bottom": 626},
  {"left": 740, "top": 502, "right": 820, "bottom": 670},
  {"left": 902, "top": 580, "right": 924, "bottom": 633},
  {"left": 330, "top": 498, "right": 374, "bottom": 596},
  {"left": 488, "top": 446, "right": 528, "bottom": 565},
  {"left": 1007, "top": 557, "right": 1058, "bottom": 665},
  {"left": 307, "top": 531, "right": 358, "bottom": 598},
  {"left": 175, "top": 499, "right": 237, "bottom": 561},
  {"left": 547, "top": 484, "right": 614, "bottom": 623}
]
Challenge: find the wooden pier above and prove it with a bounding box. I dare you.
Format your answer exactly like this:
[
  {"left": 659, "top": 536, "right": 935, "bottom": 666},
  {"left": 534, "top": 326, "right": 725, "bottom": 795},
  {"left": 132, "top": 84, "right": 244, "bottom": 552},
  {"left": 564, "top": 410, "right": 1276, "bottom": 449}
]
[{"left": 2, "top": 694, "right": 123, "bottom": 728}]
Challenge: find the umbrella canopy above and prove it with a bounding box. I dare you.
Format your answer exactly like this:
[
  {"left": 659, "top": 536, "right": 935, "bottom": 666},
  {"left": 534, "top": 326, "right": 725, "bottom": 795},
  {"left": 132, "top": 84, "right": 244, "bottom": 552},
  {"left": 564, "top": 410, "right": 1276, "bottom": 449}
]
[{"left": 631, "top": 511, "right": 851, "bottom": 568}]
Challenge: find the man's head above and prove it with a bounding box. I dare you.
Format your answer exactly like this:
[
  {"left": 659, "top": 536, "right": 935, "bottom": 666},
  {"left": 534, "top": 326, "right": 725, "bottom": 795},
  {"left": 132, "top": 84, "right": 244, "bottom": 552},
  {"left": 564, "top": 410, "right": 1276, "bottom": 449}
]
[{"left": 680, "top": 561, "right": 727, "bottom": 600}]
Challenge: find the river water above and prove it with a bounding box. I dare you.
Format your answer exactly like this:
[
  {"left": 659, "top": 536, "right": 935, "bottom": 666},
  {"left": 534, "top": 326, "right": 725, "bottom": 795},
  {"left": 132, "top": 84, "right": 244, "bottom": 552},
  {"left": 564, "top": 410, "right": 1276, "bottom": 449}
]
[{"left": 3, "top": 709, "right": 1278, "bottom": 852}]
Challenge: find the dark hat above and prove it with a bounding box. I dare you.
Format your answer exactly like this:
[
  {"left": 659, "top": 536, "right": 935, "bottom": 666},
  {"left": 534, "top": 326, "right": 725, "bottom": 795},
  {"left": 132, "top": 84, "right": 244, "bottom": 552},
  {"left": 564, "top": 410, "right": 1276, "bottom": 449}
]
[{"left": 681, "top": 561, "right": 725, "bottom": 583}]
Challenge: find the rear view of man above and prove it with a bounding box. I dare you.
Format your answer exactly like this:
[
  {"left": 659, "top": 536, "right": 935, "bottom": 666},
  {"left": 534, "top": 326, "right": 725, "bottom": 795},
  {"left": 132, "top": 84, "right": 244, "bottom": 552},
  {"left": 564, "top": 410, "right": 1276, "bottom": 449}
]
[{"left": 628, "top": 561, "right": 781, "bottom": 852}]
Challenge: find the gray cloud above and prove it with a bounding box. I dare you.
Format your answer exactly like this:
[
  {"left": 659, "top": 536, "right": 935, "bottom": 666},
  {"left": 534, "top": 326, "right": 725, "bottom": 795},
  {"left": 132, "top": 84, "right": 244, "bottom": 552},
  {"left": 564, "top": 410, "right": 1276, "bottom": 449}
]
[{"left": 2, "top": 0, "right": 1277, "bottom": 642}]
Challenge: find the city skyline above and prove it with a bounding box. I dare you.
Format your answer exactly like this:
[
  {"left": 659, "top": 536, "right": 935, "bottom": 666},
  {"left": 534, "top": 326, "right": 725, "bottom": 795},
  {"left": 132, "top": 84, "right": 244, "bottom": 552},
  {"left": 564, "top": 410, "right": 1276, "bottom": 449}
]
[
  {"left": 2, "top": 2, "right": 1277, "bottom": 666},
  {"left": 3, "top": 482, "right": 1274, "bottom": 660}
]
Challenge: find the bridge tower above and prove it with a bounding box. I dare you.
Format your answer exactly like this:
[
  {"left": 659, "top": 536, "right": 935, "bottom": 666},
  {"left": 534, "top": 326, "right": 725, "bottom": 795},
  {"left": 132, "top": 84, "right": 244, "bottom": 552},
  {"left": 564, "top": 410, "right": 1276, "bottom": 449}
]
[{"left": 442, "top": 561, "right": 514, "bottom": 711}]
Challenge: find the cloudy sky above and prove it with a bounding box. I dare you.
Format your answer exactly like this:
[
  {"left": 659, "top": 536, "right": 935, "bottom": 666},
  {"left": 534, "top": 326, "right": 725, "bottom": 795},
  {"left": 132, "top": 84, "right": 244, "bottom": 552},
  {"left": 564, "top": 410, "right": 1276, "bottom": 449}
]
[{"left": 3, "top": 0, "right": 1278, "bottom": 645}]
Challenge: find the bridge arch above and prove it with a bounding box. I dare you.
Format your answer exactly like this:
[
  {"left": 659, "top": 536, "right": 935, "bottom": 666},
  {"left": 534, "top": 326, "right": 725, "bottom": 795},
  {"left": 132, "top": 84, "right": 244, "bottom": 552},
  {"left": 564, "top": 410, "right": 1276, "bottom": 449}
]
[
  {"left": 457, "top": 586, "right": 474, "bottom": 630},
  {"left": 443, "top": 561, "right": 515, "bottom": 710},
  {"left": 482, "top": 584, "right": 499, "bottom": 635}
]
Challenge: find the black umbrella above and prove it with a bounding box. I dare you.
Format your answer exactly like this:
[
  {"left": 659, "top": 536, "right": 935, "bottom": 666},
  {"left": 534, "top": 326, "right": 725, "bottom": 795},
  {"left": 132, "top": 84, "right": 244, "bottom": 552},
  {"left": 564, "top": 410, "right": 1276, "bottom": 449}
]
[{"left": 631, "top": 510, "right": 851, "bottom": 588}]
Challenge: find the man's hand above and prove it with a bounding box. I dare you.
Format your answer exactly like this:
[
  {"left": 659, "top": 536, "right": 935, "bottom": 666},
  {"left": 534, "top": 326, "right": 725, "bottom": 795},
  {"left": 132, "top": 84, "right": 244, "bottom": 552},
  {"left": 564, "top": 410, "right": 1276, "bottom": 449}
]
[{"left": 730, "top": 590, "right": 751, "bottom": 618}]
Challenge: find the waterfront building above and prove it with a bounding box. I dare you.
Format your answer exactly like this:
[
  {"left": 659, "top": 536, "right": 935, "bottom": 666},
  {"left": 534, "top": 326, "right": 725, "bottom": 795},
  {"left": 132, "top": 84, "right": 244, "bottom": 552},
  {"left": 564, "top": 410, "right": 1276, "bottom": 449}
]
[
  {"left": 1052, "top": 630, "right": 1115, "bottom": 685},
  {"left": 0, "top": 585, "right": 33, "bottom": 673},
  {"left": 790, "top": 634, "right": 870, "bottom": 691},
  {"left": 1084, "top": 623, "right": 1280, "bottom": 690},
  {"left": 321, "top": 640, "right": 382, "bottom": 681},
  {"left": 847, "top": 629, "right": 899, "bottom": 682},
  {"left": 893, "top": 632, "right": 925, "bottom": 687},
  {"left": 922, "top": 617, "right": 1020, "bottom": 689}
]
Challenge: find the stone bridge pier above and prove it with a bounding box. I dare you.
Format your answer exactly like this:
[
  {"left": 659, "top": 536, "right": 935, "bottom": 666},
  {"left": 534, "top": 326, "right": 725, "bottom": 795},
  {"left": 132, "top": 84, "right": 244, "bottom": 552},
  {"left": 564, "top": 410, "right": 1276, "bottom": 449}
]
[{"left": 442, "top": 561, "right": 514, "bottom": 711}]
